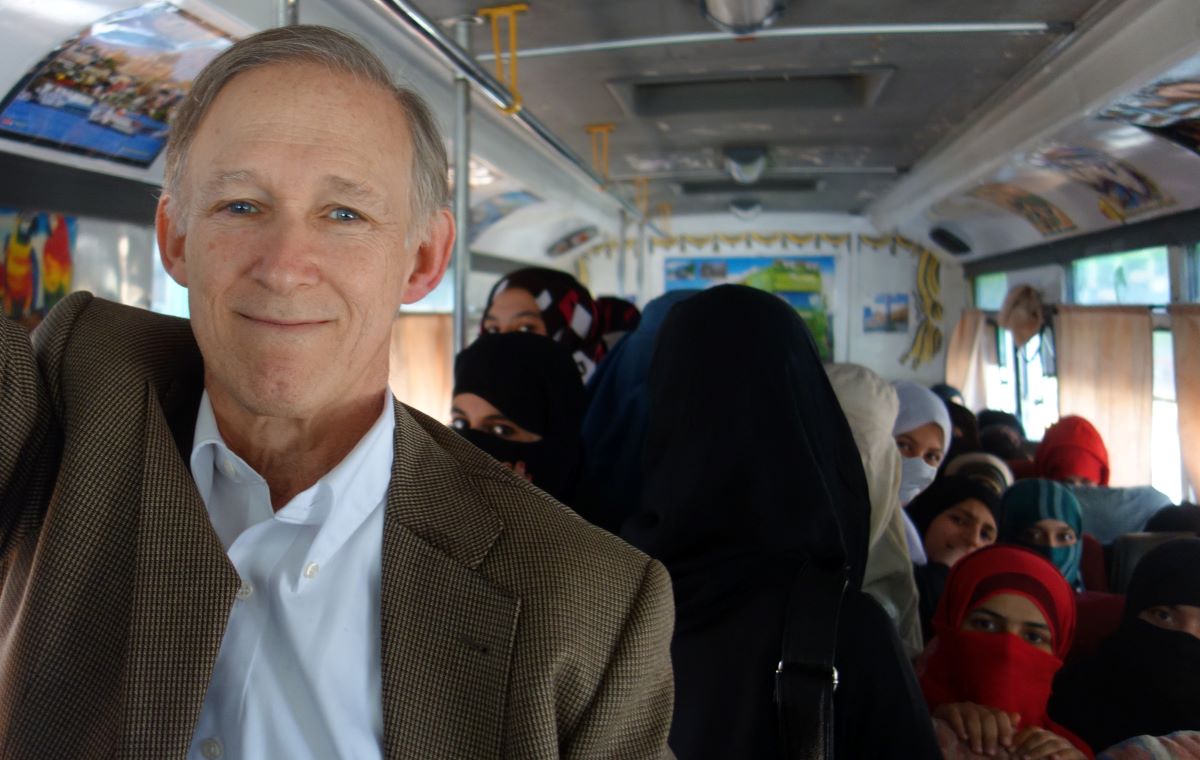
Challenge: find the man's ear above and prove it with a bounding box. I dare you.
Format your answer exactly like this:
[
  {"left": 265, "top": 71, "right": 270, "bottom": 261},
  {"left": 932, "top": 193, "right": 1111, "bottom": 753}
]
[
  {"left": 156, "top": 193, "right": 189, "bottom": 287},
  {"left": 401, "top": 207, "right": 455, "bottom": 304}
]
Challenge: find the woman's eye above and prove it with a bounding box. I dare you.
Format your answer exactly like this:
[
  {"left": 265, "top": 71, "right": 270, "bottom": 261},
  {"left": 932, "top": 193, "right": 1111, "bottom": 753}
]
[
  {"left": 483, "top": 325, "right": 499, "bottom": 334},
  {"left": 327, "top": 207, "right": 362, "bottom": 222},
  {"left": 490, "top": 423, "right": 514, "bottom": 438},
  {"left": 967, "top": 616, "right": 997, "bottom": 632},
  {"left": 1023, "top": 631, "right": 1048, "bottom": 646},
  {"left": 924, "top": 453, "right": 941, "bottom": 466},
  {"left": 516, "top": 324, "right": 533, "bottom": 333},
  {"left": 1153, "top": 608, "right": 1175, "bottom": 622},
  {"left": 981, "top": 529, "right": 996, "bottom": 543},
  {"left": 450, "top": 418, "right": 468, "bottom": 431},
  {"left": 224, "top": 200, "right": 259, "bottom": 215},
  {"left": 1060, "top": 531, "right": 1077, "bottom": 544}
]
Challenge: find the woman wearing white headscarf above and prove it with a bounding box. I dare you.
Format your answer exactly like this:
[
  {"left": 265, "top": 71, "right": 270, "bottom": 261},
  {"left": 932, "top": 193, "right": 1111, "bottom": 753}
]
[
  {"left": 828, "top": 364, "right": 924, "bottom": 656},
  {"left": 892, "top": 380, "right": 953, "bottom": 566}
]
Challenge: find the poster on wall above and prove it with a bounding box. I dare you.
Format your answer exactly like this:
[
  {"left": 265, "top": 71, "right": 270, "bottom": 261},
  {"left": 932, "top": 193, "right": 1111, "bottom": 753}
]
[
  {"left": 664, "top": 255, "right": 836, "bottom": 359},
  {"left": 0, "top": 3, "right": 235, "bottom": 167},
  {"left": 1, "top": 208, "right": 75, "bottom": 328},
  {"left": 863, "top": 293, "right": 909, "bottom": 333}
]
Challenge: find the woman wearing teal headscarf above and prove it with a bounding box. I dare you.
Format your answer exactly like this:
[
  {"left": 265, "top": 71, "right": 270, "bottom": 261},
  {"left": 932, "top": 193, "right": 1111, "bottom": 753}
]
[{"left": 1001, "top": 480, "right": 1084, "bottom": 589}]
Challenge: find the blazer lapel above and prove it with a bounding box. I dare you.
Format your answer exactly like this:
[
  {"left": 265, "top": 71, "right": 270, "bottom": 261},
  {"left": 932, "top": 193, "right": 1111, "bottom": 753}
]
[
  {"left": 380, "top": 403, "right": 519, "bottom": 759},
  {"left": 119, "top": 384, "right": 239, "bottom": 759}
]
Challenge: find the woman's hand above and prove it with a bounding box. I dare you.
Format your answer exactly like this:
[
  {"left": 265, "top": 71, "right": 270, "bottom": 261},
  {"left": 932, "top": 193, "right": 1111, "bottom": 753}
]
[
  {"left": 933, "top": 702, "right": 1021, "bottom": 756},
  {"left": 1011, "top": 727, "right": 1087, "bottom": 760}
]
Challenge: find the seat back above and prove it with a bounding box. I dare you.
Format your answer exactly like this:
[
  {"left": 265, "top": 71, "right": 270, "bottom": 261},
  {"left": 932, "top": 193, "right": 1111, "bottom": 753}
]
[{"left": 1109, "top": 532, "right": 1196, "bottom": 593}]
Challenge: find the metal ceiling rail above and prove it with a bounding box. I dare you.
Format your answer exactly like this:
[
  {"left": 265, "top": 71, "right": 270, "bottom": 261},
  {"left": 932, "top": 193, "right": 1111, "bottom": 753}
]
[
  {"left": 477, "top": 22, "right": 1066, "bottom": 61},
  {"left": 366, "top": 0, "right": 663, "bottom": 236}
]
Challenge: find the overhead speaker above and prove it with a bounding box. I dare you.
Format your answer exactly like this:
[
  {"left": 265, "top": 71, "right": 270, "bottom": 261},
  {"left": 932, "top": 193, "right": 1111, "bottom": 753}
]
[{"left": 930, "top": 226, "right": 972, "bottom": 256}]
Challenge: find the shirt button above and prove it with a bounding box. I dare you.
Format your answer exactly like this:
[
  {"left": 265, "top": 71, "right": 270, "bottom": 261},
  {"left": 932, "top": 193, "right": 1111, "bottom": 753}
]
[
  {"left": 303, "top": 562, "right": 320, "bottom": 579},
  {"left": 236, "top": 582, "right": 254, "bottom": 601},
  {"left": 219, "top": 457, "right": 237, "bottom": 479},
  {"left": 200, "top": 738, "right": 223, "bottom": 759}
]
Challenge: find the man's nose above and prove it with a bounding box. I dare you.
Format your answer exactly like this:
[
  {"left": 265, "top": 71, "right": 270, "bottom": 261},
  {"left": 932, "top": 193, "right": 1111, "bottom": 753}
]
[{"left": 251, "top": 220, "right": 321, "bottom": 292}]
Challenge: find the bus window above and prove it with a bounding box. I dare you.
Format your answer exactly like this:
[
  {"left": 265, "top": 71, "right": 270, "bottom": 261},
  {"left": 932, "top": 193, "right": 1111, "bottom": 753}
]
[
  {"left": 1072, "top": 247, "right": 1171, "bottom": 305},
  {"left": 1152, "top": 329, "right": 1184, "bottom": 503}
]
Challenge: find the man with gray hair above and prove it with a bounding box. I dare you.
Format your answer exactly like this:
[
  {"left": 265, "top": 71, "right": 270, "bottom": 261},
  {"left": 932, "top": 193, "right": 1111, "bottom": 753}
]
[{"left": 0, "top": 25, "right": 674, "bottom": 758}]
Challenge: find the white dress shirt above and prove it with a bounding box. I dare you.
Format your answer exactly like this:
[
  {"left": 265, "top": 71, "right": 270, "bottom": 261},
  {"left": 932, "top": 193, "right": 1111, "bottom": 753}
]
[{"left": 187, "top": 391, "right": 394, "bottom": 760}]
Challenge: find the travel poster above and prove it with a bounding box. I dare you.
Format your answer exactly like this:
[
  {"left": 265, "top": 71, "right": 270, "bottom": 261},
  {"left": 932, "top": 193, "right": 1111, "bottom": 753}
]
[
  {"left": 863, "top": 293, "right": 909, "bottom": 333},
  {"left": 664, "top": 255, "right": 836, "bottom": 359},
  {"left": 0, "top": 3, "right": 234, "bottom": 167}
]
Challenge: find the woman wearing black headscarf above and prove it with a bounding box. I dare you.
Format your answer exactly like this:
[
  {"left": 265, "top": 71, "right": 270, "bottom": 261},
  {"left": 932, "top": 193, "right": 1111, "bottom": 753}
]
[
  {"left": 1049, "top": 539, "right": 1200, "bottom": 752},
  {"left": 450, "top": 332, "right": 586, "bottom": 504},
  {"left": 905, "top": 476, "right": 1002, "bottom": 642},
  {"left": 622, "top": 285, "right": 940, "bottom": 760}
]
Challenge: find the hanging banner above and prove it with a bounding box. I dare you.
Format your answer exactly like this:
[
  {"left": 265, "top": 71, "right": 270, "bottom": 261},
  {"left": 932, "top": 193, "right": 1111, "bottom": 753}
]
[{"left": 664, "top": 255, "right": 837, "bottom": 360}]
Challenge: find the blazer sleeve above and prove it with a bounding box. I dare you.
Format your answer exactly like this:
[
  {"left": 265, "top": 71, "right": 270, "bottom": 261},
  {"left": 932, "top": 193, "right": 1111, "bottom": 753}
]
[
  {"left": 0, "top": 313, "right": 51, "bottom": 545},
  {"left": 0, "top": 292, "right": 91, "bottom": 548},
  {"left": 562, "top": 557, "right": 676, "bottom": 760}
]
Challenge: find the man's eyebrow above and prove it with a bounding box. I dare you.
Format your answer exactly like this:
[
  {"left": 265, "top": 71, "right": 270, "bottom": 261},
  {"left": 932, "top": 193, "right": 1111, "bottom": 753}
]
[
  {"left": 199, "top": 169, "right": 259, "bottom": 195},
  {"left": 323, "top": 175, "right": 383, "bottom": 203}
]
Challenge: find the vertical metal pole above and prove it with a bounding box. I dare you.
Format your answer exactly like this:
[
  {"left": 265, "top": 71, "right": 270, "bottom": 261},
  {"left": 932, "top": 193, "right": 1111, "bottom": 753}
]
[
  {"left": 635, "top": 220, "right": 647, "bottom": 305},
  {"left": 617, "top": 210, "right": 629, "bottom": 298},
  {"left": 452, "top": 18, "right": 476, "bottom": 356},
  {"left": 277, "top": 0, "right": 299, "bottom": 26}
]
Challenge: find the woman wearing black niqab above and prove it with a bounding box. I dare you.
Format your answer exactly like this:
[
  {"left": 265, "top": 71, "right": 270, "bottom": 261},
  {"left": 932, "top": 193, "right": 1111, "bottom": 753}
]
[
  {"left": 1049, "top": 538, "right": 1200, "bottom": 752},
  {"left": 622, "top": 285, "right": 940, "bottom": 760}
]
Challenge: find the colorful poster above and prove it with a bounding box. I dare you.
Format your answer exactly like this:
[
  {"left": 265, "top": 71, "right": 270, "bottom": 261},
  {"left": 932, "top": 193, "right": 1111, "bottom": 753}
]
[
  {"left": 0, "top": 4, "right": 234, "bottom": 167},
  {"left": 664, "top": 255, "right": 836, "bottom": 359},
  {"left": 468, "top": 189, "right": 541, "bottom": 243},
  {"left": 863, "top": 293, "right": 909, "bottom": 333},
  {"left": 0, "top": 209, "right": 76, "bottom": 328},
  {"left": 1026, "top": 145, "right": 1173, "bottom": 222},
  {"left": 967, "top": 183, "right": 1077, "bottom": 237}
]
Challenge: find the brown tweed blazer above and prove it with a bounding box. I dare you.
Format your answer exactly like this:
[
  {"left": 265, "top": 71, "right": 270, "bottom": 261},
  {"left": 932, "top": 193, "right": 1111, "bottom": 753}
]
[{"left": 0, "top": 292, "right": 674, "bottom": 759}]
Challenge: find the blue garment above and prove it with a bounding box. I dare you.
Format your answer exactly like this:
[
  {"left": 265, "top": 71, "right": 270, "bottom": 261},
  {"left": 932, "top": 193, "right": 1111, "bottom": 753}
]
[
  {"left": 1001, "top": 479, "right": 1084, "bottom": 588},
  {"left": 573, "top": 291, "right": 698, "bottom": 532},
  {"left": 1071, "top": 485, "right": 1173, "bottom": 544}
]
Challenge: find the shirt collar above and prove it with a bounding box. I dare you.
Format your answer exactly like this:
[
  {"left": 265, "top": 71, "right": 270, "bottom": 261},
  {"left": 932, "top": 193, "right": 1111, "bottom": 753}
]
[{"left": 190, "top": 390, "right": 396, "bottom": 562}]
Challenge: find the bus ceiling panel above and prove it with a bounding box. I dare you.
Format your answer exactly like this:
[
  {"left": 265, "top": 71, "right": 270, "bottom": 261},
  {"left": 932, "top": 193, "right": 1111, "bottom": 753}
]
[
  {"left": 400, "top": 0, "right": 1095, "bottom": 218},
  {"left": 412, "top": 0, "right": 1095, "bottom": 50},
  {"left": 870, "top": 0, "right": 1200, "bottom": 253}
]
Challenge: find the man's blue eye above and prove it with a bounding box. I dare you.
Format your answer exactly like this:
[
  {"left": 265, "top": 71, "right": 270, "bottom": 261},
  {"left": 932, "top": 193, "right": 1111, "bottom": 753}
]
[
  {"left": 227, "top": 201, "right": 258, "bottom": 214},
  {"left": 329, "top": 208, "right": 361, "bottom": 222}
]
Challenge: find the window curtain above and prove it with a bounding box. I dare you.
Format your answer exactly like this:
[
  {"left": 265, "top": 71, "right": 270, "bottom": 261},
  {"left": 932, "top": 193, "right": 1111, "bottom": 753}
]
[
  {"left": 945, "top": 308, "right": 989, "bottom": 412},
  {"left": 1054, "top": 305, "right": 1153, "bottom": 487},
  {"left": 389, "top": 314, "right": 454, "bottom": 421},
  {"left": 1170, "top": 304, "right": 1200, "bottom": 496}
]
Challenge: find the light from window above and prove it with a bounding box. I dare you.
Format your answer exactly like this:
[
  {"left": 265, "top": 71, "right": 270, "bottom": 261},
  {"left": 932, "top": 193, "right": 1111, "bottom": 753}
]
[
  {"left": 1072, "top": 247, "right": 1170, "bottom": 305},
  {"left": 1151, "top": 329, "right": 1183, "bottom": 503},
  {"left": 975, "top": 272, "right": 1008, "bottom": 311}
]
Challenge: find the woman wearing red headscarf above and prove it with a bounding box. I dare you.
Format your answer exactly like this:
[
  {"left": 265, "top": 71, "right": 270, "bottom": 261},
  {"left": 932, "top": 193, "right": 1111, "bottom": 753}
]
[
  {"left": 1035, "top": 416, "right": 1110, "bottom": 486},
  {"left": 920, "top": 545, "right": 1093, "bottom": 759}
]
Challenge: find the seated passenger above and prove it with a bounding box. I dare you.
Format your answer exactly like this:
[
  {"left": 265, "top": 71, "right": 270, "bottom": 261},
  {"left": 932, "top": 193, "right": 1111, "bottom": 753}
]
[
  {"left": 906, "top": 476, "right": 1001, "bottom": 641},
  {"left": 943, "top": 402, "right": 981, "bottom": 467},
  {"left": 1001, "top": 480, "right": 1085, "bottom": 589},
  {"left": 1146, "top": 503, "right": 1200, "bottom": 534},
  {"left": 574, "top": 291, "right": 697, "bottom": 532},
  {"left": 1050, "top": 539, "right": 1200, "bottom": 752},
  {"left": 623, "top": 285, "right": 941, "bottom": 759},
  {"left": 827, "top": 362, "right": 923, "bottom": 656},
  {"left": 920, "top": 546, "right": 1092, "bottom": 759},
  {"left": 932, "top": 383, "right": 966, "bottom": 406},
  {"left": 1036, "top": 416, "right": 1110, "bottom": 486},
  {"left": 593, "top": 295, "right": 641, "bottom": 351},
  {"left": 894, "top": 381, "right": 953, "bottom": 565},
  {"left": 481, "top": 267, "right": 605, "bottom": 380},
  {"left": 944, "top": 452, "right": 1015, "bottom": 497},
  {"left": 450, "top": 332, "right": 585, "bottom": 504}
]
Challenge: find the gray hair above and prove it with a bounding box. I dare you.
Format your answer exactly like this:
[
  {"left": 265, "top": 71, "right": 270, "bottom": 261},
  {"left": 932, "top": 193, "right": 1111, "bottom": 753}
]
[{"left": 163, "top": 25, "right": 448, "bottom": 238}]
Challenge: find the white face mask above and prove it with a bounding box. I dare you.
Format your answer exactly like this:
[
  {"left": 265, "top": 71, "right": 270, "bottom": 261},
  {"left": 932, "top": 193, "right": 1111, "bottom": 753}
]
[{"left": 899, "top": 455, "right": 938, "bottom": 507}]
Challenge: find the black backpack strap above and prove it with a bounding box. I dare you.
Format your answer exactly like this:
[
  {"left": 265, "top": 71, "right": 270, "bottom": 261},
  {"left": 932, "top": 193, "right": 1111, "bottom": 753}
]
[{"left": 775, "top": 562, "right": 849, "bottom": 760}]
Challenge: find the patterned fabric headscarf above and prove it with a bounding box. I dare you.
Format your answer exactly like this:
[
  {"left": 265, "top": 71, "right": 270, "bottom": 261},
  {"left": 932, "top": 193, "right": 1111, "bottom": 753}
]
[
  {"left": 1001, "top": 480, "right": 1084, "bottom": 588},
  {"left": 594, "top": 297, "right": 641, "bottom": 350},
  {"left": 482, "top": 267, "right": 604, "bottom": 380}
]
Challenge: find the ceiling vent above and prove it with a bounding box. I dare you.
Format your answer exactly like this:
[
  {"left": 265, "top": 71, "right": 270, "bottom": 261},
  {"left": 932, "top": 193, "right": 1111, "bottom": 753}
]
[
  {"left": 608, "top": 67, "right": 894, "bottom": 118},
  {"left": 930, "top": 226, "right": 972, "bottom": 256},
  {"left": 724, "top": 145, "right": 769, "bottom": 184},
  {"left": 680, "top": 177, "right": 824, "bottom": 195},
  {"left": 730, "top": 197, "right": 763, "bottom": 220}
]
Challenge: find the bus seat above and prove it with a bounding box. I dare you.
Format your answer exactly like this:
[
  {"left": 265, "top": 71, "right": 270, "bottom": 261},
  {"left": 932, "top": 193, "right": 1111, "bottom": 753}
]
[{"left": 1109, "top": 532, "right": 1196, "bottom": 594}]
